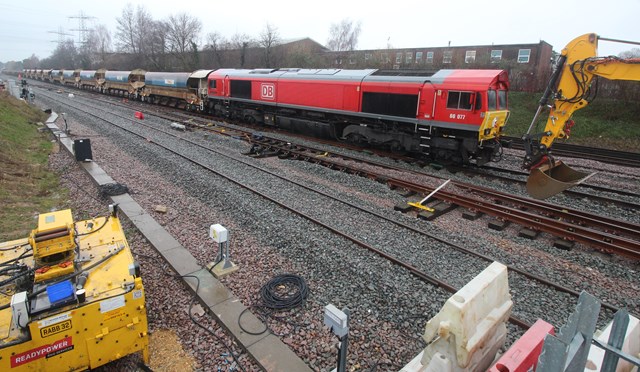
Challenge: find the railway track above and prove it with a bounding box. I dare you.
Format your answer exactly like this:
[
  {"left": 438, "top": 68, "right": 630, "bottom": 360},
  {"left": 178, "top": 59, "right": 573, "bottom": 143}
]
[
  {"left": 121, "top": 104, "right": 640, "bottom": 259},
  {"left": 247, "top": 139, "right": 640, "bottom": 259},
  {"left": 32, "top": 81, "right": 640, "bottom": 203},
  {"left": 38, "top": 89, "right": 637, "bottom": 330},
  {"left": 43, "top": 88, "right": 640, "bottom": 261},
  {"left": 82, "top": 93, "right": 640, "bottom": 214},
  {"left": 32, "top": 80, "right": 640, "bottom": 172},
  {"left": 72, "top": 87, "right": 640, "bottom": 205},
  {"left": 503, "top": 136, "right": 640, "bottom": 168}
]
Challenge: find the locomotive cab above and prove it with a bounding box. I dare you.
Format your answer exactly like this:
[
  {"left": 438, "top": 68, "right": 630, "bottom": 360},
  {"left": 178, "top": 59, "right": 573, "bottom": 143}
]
[{"left": 419, "top": 70, "right": 510, "bottom": 165}]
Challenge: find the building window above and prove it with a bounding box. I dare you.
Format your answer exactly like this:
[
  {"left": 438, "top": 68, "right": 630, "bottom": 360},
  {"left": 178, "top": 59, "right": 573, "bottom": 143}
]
[
  {"left": 426, "top": 51, "right": 434, "bottom": 63},
  {"left": 415, "top": 51, "right": 423, "bottom": 63},
  {"left": 393, "top": 64, "right": 400, "bottom": 70},
  {"left": 381, "top": 53, "right": 389, "bottom": 63},
  {"left": 335, "top": 58, "right": 342, "bottom": 65},
  {"left": 349, "top": 54, "right": 356, "bottom": 64},
  {"left": 518, "top": 49, "right": 531, "bottom": 63},
  {"left": 465, "top": 50, "right": 476, "bottom": 63},
  {"left": 406, "top": 52, "right": 413, "bottom": 63},
  {"left": 491, "top": 50, "right": 502, "bottom": 63},
  {"left": 365, "top": 53, "right": 372, "bottom": 61},
  {"left": 396, "top": 52, "right": 402, "bottom": 64},
  {"left": 443, "top": 51, "right": 452, "bottom": 64}
]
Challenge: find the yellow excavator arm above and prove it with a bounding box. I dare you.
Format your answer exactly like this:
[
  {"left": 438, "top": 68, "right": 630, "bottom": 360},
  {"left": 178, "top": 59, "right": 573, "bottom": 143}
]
[{"left": 522, "top": 33, "right": 640, "bottom": 199}]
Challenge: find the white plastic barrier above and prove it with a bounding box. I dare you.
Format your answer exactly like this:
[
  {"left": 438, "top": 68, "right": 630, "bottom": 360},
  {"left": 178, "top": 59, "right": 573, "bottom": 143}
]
[
  {"left": 401, "top": 261, "right": 512, "bottom": 372},
  {"left": 585, "top": 314, "right": 639, "bottom": 372}
]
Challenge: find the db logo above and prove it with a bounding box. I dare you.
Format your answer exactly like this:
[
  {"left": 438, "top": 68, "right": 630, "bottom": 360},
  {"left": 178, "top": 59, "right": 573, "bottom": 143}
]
[{"left": 261, "top": 83, "right": 275, "bottom": 100}]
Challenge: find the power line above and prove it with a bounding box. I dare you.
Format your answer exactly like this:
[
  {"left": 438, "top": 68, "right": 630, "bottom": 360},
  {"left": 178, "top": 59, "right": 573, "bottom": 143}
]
[
  {"left": 47, "top": 27, "right": 73, "bottom": 45},
  {"left": 68, "top": 11, "right": 97, "bottom": 46}
]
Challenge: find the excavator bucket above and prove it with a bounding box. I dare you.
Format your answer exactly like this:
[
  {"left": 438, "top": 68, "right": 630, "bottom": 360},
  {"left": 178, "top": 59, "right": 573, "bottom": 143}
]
[{"left": 526, "top": 161, "right": 594, "bottom": 199}]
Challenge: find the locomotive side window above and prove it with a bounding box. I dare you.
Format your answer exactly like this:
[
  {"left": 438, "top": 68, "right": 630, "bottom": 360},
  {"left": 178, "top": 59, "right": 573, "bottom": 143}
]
[
  {"left": 487, "top": 90, "right": 497, "bottom": 110},
  {"left": 230, "top": 80, "right": 251, "bottom": 99},
  {"left": 209, "top": 80, "right": 217, "bottom": 89},
  {"left": 498, "top": 90, "right": 507, "bottom": 109},
  {"left": 362, "top": 92, "right": 418, "bottom": 118},
  {"left": 446, "top": 91, "right": 474, "bottom": 110},
  {"left": 475, "top": 92, "right": 482, "bottom": 110}
]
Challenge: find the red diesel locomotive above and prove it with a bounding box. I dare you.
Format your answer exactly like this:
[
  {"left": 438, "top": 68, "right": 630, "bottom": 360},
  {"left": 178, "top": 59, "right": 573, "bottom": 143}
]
[
  {"left": 207, "top": 68, "right": 510, "bottom": 165},
  {"left": 22, "top": 66, "right": 509, "bottom": 165}
]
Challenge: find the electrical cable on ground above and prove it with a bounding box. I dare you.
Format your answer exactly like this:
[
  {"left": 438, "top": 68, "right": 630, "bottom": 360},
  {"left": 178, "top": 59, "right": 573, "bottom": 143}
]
[
  {"left": 238, "top": 273, "right": 309, "bottom": 336},
  {"left": 180, "top": 273, "right": 247, "bottom": 372},
  {"left": 133, "top": 252, "right": 247, "bottom": 372},
  {"left": 99, "top": 182, "right": 130, "bottom": 196}
]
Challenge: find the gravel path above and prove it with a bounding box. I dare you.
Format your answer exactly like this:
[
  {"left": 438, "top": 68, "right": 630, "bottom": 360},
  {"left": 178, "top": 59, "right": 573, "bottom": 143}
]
[{"left": 36, "top": 88, "right": 639, "bottom": 371}]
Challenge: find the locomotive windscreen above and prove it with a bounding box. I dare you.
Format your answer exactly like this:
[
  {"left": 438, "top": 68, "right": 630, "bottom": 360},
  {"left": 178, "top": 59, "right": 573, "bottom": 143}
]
[
  {"left": 362, "top": 93, "right": 418, "bottom": 118},
  {"left": 230, "top": 80, "right": 252, "bottom": 99}
]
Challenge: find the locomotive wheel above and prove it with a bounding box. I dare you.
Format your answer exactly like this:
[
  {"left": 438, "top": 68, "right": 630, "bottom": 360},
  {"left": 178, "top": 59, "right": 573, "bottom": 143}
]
[
  {"left": 346, "top": 133, "right": 365, "bottom": 145},
  {"left": 388, "top": 140, "right": 404, "bottom": 153}
]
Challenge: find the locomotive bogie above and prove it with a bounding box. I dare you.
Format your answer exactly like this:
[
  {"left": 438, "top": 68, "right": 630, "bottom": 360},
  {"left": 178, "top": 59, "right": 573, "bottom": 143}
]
[{"left": 343, "top": 124, "right": 419, "bottom": 153}]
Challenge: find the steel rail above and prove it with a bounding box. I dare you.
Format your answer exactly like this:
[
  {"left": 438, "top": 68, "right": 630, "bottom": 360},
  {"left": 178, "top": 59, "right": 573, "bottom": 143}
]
[
  {"left": 37, "top": 91, "right": 544, "bottom": 329},
  {"left": 40, "top": 89, "right": 640, "bottom": 257}
]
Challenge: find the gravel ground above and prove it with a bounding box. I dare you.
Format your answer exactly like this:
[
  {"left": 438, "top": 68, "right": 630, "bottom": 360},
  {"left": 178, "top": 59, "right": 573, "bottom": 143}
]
[{"left": 34, "top": 88, "right": 639, "bottom": 371}]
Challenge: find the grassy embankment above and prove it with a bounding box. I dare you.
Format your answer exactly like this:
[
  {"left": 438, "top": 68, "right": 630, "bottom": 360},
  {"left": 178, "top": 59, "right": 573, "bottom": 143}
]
[
  {"left": 0, "top": 92, "right": 66, "bottom": 240},
  {"left": 505, "top": 92, "right": 640, "bottom": 152}
]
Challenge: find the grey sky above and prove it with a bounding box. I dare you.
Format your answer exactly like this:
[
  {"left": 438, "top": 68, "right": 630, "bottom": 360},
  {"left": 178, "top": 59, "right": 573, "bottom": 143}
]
[{"left": 1, "top": 0, "right": 639, "bottom": 64}]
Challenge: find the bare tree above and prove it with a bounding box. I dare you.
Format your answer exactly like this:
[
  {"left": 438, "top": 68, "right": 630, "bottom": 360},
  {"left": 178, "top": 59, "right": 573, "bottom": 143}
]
[
  {"left": 134, "top": 6, "right": 153, "bottom": 62},
  {"left": 204, "top": 31, "right": 227, "bottom": 67},
  {"left": 326, "top": 19, "right": 361, "bottom": 52},
  {"left": 259, "top": 23, "right": 280, "bottom": 67},
  {"left": 619, "top": 48, "right": 640, "bottom": 58},
  {"left": 115, "top": 4, "right": 138, "bottom": 54},
  {"left": 166, "top": 13, "right": 202, "bottom": 70},
  {"left": 229, "top": 33, "right": 251, "bottom": 49},
  {"left": 115, "top": 4, "right": 155, "bottom": 67},
  {"left": 42, "top": 40, "right": 78, "bottom": 68},
  {"left": 146, "top": 21, "right": 170, "bottom": 70},
  {"left": 230, "top": 33, "right": 253, "bottom": 68},
  {"left": 21, "top": 54, "right": 40, "bottom": 69},
  {"left": 84, "top": 24, "right": 111, "bottom": 67}
]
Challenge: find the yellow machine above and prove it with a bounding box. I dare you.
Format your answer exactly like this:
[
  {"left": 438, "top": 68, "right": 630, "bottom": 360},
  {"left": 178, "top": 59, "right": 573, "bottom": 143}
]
[
  {"left": 0, "top": 206, "right": 149, "bottom": 371},
  {"left": 522, "top": 33, "right": 640, "bottom": 199}
]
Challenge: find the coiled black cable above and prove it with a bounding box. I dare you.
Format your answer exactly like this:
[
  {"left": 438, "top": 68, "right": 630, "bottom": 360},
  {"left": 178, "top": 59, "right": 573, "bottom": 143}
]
[
  {"left": 99, "top": 182, "right": 129, "bottom": 196},
  {"left": 238, "top": 273, "right": 309, "bottom": 335},
  {"left": 260, "top": 274, "right": 308, "bottom": 310}
]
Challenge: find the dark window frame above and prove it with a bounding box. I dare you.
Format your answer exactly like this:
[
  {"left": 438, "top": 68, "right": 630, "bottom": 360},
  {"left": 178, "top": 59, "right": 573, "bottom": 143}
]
[{"left": 446, "top": 90, "right": 475, "bottom": 110}]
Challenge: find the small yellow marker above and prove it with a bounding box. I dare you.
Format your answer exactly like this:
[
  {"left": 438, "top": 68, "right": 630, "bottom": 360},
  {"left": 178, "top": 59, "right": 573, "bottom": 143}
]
[{"left": 407, "top": 179, "right": 451, "bottom": 212}]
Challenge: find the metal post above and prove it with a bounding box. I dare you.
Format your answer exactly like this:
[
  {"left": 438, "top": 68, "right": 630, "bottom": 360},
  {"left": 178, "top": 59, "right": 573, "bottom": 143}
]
[{"left": 336, "top": 308, "right": 350, "bottom": 372}]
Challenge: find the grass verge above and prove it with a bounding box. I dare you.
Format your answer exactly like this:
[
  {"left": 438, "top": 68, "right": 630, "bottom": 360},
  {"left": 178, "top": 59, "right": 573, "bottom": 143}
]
[
  {"left": 0, "top": 92, "right": 67, "bottom": 240},
  {"left": 505, "top": 92, "right": 640, "bottom": 151}
]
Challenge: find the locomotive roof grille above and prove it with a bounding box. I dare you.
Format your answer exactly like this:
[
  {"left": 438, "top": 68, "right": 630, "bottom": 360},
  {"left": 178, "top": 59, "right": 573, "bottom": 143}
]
[{"left": 371, "top": 69, "right": 437, "bottom": 77}]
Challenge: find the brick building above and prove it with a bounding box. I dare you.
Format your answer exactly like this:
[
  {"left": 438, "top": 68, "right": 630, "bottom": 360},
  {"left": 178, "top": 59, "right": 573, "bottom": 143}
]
[{"left": 326, "top": 41, "right": 554, "bottom": 92}]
